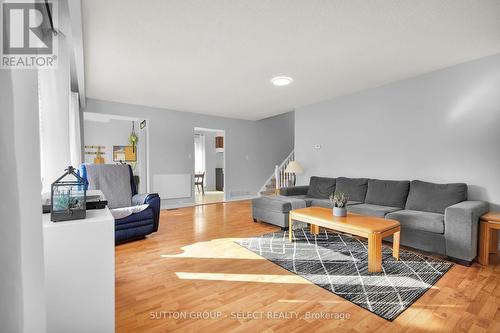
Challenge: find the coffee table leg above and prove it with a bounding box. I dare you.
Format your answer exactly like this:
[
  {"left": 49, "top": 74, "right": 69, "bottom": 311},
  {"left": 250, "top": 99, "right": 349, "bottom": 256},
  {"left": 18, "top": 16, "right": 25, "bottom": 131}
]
[
  {"left": 368, "top": 233, "right": 382, "bottom": 273},
  {"left": 393, "top": 230, "right": 400, "bottom": 260},
  {"left": 288, "top": 215, "right": 293, "bottom": 242}
]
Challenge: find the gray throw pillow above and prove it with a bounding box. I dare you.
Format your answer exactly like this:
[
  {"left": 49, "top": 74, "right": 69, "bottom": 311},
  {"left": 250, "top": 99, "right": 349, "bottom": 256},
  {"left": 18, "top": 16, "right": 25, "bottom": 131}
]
[
  {"left": 307, "top": 176, "right": 336, "bottom": 199},
  {"left": 365, "top": 179, "right": 410, "bottom": 208},
  {"left": 405, "top": 180, "right": 467, "bottom": 214},
  {"left": 335, "top": 177, "right": 369, "bottom": 202}
]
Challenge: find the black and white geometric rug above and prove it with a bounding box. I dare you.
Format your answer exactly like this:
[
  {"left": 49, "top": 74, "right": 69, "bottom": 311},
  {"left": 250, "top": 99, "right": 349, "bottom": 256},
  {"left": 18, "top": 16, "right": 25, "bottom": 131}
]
[{"left": 236, "top": 228, "right": 453, "bottom": 321}]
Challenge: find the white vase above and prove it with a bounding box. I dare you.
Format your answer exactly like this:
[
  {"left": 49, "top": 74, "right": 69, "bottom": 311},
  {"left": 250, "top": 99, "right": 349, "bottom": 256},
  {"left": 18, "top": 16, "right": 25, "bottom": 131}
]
[{"left": 333, "top": 207, "right": 347, "bottom": 217}]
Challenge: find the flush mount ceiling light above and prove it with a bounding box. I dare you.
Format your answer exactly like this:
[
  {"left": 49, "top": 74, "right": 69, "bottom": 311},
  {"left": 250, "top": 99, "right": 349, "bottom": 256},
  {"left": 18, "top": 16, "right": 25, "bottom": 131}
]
[{"left": 271, "top": 76, "right": 293, "bottom": 86}]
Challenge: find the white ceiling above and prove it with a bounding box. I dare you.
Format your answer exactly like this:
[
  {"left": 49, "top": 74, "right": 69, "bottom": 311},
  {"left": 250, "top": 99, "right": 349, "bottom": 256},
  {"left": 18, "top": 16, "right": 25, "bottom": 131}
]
[{"left": 82, "top": 0, "right": 500, "bottom": 120}]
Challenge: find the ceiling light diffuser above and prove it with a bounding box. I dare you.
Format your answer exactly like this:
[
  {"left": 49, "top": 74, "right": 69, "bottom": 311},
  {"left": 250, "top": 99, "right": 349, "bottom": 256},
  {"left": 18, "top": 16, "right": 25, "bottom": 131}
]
[{"left": 271, "top": 76, "right": 293, "bottom": 86}]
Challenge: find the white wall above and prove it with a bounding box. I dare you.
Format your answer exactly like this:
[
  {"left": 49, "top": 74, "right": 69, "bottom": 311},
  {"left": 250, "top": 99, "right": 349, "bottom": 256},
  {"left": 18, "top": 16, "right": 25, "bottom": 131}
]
[
  {"left": 0, "top": 69, "right": 46, "bottom": 333},
  {"left": 295, "top": 53, "right": 500, "bottom": 209},
  {"left": 84, "top": 99, "right": 294, "bottom": 207},
  {"left": 38, "top": 34, "right": 71, "bottom": 193},
  {"left": 0, "top": 2, "right": 85, "bottom": 332},
  {"left": 39, "top": 0, "right": 86, "bottom": 192},
  {"left": 0, "top": 58, "right": 23, "bottom": 333}
]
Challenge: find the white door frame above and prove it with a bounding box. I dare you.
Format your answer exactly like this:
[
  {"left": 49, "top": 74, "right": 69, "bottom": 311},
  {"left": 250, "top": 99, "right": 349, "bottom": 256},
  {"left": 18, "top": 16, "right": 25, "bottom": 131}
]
[
  {"left": 194, "top": 126, "right": 226, "bottom": 202},
  {"left": 83, "top": 112, "right": 151, "bottom": 193}
]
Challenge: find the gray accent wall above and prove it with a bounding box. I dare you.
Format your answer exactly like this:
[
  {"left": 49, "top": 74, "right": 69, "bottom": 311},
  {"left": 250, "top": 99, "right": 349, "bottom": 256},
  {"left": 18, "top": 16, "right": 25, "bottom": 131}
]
[
  {"left": 295, "top": 53, "right": 500, "bottom": 209},
  {"left": 84, "top": 99, "right": 294, "bottom": 207}
]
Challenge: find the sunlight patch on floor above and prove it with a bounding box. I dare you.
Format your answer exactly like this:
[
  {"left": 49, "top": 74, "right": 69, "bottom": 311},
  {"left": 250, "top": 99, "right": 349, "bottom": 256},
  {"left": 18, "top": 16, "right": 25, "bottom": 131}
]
[
  {"left": 160, "top": 238, "right": 264, "bottom": 260},
  {"left": 409, "top": 303, "right": 462, "bottom": 309}
]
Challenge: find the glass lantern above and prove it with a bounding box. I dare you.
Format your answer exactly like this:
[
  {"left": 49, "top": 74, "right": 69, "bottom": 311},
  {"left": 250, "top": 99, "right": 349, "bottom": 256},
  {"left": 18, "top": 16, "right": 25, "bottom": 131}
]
[{"left": 51, "top": 166, "right": 87, "bottom": 222}]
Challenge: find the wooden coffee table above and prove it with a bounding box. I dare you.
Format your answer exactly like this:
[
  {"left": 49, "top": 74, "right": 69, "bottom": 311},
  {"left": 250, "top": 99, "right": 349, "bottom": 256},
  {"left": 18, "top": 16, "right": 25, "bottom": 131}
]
[{"left": 288, "top": 207, "right": 401, "bottom": 273}]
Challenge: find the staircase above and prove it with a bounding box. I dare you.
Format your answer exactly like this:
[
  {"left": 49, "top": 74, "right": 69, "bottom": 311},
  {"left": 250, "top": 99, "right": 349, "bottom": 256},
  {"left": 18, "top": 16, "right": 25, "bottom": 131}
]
[{"left": 259, "top": 151, "right": 295, "bottom": 196}]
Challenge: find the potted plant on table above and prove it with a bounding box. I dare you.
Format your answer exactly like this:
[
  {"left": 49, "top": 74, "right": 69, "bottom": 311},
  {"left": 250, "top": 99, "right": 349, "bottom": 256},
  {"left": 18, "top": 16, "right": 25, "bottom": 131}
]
[{"left": 330, "top": 191, "right": 348, "bottom": 217}]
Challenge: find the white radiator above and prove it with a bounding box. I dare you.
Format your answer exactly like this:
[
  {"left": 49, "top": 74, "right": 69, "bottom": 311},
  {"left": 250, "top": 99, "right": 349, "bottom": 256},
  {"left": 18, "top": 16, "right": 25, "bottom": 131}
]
[{"left": 153, "top": 174, "right": 192, "bottom": 199}]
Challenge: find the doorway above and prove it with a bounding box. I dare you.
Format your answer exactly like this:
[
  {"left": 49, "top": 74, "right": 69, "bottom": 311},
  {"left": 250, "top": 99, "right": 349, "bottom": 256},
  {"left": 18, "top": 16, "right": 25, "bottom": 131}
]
[
  {"left": 83, "top": 112, "right": 150, "bottom": 193},
  {"left": 193, "top": 127, "right": 225, "bottom": 205}
]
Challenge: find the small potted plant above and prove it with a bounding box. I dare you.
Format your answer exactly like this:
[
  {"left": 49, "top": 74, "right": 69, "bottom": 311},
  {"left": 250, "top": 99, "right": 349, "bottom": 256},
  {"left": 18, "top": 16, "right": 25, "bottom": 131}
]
[{"left": 330, "top": 191, "right": 348, "bottom": 217}]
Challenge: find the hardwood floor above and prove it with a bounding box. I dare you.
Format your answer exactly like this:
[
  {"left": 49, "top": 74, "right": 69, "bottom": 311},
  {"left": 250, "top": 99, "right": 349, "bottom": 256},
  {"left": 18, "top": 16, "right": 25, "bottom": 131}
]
[{"left": 115, "top": 200, "right": 500, "bottom": 333}]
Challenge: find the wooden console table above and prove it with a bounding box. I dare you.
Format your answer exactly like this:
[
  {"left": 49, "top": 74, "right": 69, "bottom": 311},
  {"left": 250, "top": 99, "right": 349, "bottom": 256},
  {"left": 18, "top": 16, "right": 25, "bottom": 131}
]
[{"left": 478, "top": 212, "right": 500, "bottom": 266}]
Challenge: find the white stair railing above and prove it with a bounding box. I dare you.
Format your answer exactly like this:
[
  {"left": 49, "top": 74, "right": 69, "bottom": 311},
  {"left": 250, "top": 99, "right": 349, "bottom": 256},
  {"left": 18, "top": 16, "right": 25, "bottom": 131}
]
[{"left": 258, "top": 150, "right": 295, "bottom": 196}]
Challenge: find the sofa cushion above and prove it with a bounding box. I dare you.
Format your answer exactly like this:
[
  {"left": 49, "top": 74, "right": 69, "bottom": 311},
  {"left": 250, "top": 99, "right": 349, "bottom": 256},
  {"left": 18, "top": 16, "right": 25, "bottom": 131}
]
[
  {"left": 365, "top": 179, "right": 410, "bottom": 209},
  {"left": 115, "top": 217, "right": 154, "bottom": 231},
  {"left": 347, "top": 203, "right": 401, "bottom": 218},
  {"left": 307, "top": 176, "right": 336, "bottom": 199},
  {"left": 310, "top": 198, "right": 332, "bottom": 209},
  {"left": 386, "top": 209, "right": 444, "bottom": 234},
  {"left": 280, "top": 186, "right": 309, "bottom": 196},
  {"left": 310, "top": 199, "right": 361, "bottom": 209},
  {"left": 288, "top": 195, "right": 314, "bottom": 207},
  {"left": 335, "top": 177, "right": 369, "bottom": 202},
  {"left": 252, "top": 196, "right": 306, "bottom": 213},
  {"left": 115, "top": 224, "right": 155, "bottom": 243},
  {"left": 115, "top": 207, "right": 153, "bottom": 226},
  {"left": 405, "top": 180, "right": 467, "bottom": 214}
]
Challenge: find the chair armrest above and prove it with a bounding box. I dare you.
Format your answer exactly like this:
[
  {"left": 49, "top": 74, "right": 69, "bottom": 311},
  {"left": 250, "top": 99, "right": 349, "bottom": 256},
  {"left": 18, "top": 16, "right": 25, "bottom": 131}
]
[
  {"left": 444, "top": 201, "right": 489, "bottom": 262},
  {"left": 132, "top": 193, "right": 161, "bottom": 232},
  {"left": 279, "top": 185, "right": 309, "bottom": 196},
  {"left": 132, "top": 193, "right": 158, "bottom": 205}
]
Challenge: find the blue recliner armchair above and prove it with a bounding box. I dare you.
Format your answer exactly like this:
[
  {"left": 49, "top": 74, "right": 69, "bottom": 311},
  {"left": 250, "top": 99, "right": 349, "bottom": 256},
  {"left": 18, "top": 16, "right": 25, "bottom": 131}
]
[{"left": 79, "top": 164, "right": 160, "bottom": 244}]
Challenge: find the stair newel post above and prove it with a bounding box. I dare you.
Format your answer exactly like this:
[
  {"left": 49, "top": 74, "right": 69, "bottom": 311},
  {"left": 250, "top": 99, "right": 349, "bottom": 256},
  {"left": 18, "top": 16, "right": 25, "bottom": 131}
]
[
  {"left": 286, "top": 162, "right": 289, "bottom": 186},
  {"left": 285, "top": 161, "right": 289, "bottom": 185},
  {"left": 280, "top": 161, "right": 284, "bottom": 187},
  {"left": 281, "top": 166, "right": 285, "bottom": 189},
  {"left": 274, "top": 165, "right": 280, "bottom": 195},
  {"left": 288, "top": 160, "right": 291, "bottom": 185}
]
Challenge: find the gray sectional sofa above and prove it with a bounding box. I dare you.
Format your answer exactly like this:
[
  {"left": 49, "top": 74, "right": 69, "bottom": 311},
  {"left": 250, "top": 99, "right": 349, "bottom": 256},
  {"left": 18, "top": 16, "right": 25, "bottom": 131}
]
[{"left": 252, "top": 176, "right": 489, "bottom": 265}]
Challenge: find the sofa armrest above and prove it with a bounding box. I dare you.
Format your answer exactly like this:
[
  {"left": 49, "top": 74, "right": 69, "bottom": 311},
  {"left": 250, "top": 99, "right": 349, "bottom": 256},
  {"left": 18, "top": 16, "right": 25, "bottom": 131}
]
[
  {"left": 279, "top": 185, "right": 309, "bottom": 196},
  {"left": 444, "top": 201, "right": 489, "bottom": 262},
  {"left": 132, "top": 193, "right": 161, "bottom": 232}
]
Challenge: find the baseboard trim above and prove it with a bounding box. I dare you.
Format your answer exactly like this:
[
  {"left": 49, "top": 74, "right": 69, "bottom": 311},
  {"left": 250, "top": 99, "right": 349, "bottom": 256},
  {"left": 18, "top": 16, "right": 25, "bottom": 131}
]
[
  {"left": 446, "top": 256, "right": 473, "bottom": 266},
  {"left": 225, "top": 195, "right": 258, "bottom": 202},
  {"left": 160, "top": 195, "right": 257, "bottom": 210},
  {"left": 161, "top": 202, "right": 195, "bottom": 210}
]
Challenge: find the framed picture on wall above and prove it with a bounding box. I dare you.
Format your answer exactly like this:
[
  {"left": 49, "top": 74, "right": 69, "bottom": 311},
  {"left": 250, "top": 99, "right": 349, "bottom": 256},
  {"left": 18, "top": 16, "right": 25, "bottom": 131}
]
[{"left": 113, "top": 145, "right": 137, "bottom": 162}]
